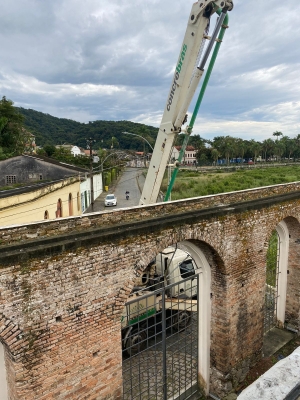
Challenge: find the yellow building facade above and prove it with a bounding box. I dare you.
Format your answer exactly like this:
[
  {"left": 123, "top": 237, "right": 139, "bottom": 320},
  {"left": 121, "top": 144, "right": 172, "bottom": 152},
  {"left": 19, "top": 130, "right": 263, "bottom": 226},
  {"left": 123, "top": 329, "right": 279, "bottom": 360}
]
[{"left": 0, "top": 177, "right": 81, "bottom": 227}]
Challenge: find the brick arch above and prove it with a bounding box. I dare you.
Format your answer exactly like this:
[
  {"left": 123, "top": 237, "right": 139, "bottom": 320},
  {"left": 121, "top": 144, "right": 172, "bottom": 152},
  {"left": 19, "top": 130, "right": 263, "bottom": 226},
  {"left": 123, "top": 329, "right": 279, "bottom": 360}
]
[
  {"left": 178, "top": 239, "right": 226, "bottom": 394},
  {"left": 0, "top": 314, "right": 23, "bottom": 400},
  {"left": 0, "top": 313, "right": 23, "bottom": 352},
  {"left": 263, "top": 215, "right": 300, "bottom": 329},
  {"left": 120, "top": 236, "right": 225, "bottom": 396},
  {"left": 264, "top": 212, "right": 300, "bottom": 248},
  {"left": 131, "top": 225, "right": 226, "bottom": 273}
]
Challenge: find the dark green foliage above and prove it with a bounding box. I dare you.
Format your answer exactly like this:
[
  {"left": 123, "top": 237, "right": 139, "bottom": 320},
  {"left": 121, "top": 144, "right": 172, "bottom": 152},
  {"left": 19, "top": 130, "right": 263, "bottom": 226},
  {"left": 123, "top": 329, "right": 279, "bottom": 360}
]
[
  {"left": 17, "top": 107, "right": 158, "bottom": 151},
  {"left": 0, "top": 96, "right": 26, "bottom": 157},
  {"left": 43, "top": 144, "right": 56, "bottom": 157},
  {"left": 266, "top": 230, "right": 278, "bottom": 286},
  {"left": 14, "top": 107, "right": 300, "bottom": 164},
  {"left": 104, "top": 172, "right": 111, "bottom": 186}
]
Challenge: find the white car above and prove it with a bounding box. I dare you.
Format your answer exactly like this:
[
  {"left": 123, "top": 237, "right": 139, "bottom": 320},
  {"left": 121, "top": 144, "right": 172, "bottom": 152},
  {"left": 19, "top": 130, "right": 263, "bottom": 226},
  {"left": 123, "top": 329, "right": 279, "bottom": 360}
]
[{"left": 104, "top": 194, "right": 117, "bottom": 207}]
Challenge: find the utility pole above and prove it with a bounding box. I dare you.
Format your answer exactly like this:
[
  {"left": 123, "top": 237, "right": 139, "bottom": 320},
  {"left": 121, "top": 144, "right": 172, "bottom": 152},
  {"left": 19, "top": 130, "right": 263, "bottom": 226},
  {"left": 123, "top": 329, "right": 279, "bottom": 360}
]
[{"left": 86, "top": 138, "right": 96, "bottom": 212}]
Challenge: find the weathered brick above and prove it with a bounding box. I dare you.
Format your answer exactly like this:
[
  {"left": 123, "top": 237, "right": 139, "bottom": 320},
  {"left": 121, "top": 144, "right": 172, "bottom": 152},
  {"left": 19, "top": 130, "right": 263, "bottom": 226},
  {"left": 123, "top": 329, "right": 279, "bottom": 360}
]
[{"left": 0, "top": 185, "right": 299, "bottom": 399}]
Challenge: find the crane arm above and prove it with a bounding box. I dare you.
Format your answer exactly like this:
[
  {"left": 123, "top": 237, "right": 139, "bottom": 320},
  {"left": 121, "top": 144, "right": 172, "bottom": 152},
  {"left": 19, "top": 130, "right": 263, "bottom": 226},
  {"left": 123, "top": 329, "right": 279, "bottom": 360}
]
[{"left": 139, "top": 0, "right": 233, "bottom": 205}]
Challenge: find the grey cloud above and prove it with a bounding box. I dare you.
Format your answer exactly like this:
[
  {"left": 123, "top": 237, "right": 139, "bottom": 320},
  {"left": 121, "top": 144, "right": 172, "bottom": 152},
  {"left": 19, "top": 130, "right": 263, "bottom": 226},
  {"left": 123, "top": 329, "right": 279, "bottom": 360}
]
[{"left": 1, "top": 0, "right": 300, "bottom": 141}]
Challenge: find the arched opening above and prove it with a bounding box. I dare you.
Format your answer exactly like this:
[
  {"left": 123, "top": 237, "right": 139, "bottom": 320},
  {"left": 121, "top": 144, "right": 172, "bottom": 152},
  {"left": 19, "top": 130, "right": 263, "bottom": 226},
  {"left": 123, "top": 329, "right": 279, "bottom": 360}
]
[
  {"left": 178, "top": 240, "right": 212, "bottom": 394},
  {"left": 264, "top": 221, "right": 289, "bottom": 334},
  {"left": 275, "top": 221, "right": 289, "bottom": 327},
  {"left": 0, "top": 342, "right": 8, "bottom": 400},
  {"left": 68, "top": 193, "right": 73, "bottom": 216},
  {"left": 44, "top": 210, "right": 49, "bottom": 220},
  {"left": 121, "top": 239, "right": 220, "bottom": 398},
  {"left": 56, "top": 199, "right": 62, "bottom": 218}
]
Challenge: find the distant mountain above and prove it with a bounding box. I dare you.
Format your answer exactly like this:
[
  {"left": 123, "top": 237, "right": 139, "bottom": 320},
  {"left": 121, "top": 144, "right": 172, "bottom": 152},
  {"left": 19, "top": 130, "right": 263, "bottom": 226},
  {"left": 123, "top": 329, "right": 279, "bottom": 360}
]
[{"left": 17, "top": 107, "right": 158, "bottom": 152}]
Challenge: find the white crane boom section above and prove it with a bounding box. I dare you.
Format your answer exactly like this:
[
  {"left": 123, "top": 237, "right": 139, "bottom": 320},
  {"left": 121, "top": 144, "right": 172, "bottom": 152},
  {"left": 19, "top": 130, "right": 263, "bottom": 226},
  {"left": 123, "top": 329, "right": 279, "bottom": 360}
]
[{"left": 139, "top": 0, "right": 233, "bottom": 205}]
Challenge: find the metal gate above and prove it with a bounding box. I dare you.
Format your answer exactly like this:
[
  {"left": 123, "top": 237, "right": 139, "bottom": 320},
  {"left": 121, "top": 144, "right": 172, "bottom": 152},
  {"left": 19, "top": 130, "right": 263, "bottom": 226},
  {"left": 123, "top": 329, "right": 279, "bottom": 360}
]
[
  {"left": 122, "top": 275, "right": 199, "bottom": 400},
  {"left": 264, "top": 230, "right": 280, "bottom": 334}
]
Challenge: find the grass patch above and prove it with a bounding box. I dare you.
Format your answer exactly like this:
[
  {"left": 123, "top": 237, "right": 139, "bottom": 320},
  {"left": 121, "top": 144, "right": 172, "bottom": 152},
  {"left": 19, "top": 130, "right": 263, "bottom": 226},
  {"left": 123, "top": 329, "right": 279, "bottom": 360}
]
[{"left": 162, "top": 166, "right": 300, "bottom": 200}]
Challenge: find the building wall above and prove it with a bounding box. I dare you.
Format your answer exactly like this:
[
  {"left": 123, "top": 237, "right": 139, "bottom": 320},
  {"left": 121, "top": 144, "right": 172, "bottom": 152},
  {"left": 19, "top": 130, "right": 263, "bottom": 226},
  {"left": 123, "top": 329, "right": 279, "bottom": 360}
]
[
  {"left": 171, "top": 146, "right": 197, "bottom": 164},
  {"left": 0, "top": 183, "right": 299, "bottom": 399},
  {"left": 80, "top": 173, "right": 103, "bottom": 212},
  {"left": 0, "top": 178, "right": 81, "bottom": 226},
  {"left": 0, "top": 155, "right": 85, "bottom": 186}
]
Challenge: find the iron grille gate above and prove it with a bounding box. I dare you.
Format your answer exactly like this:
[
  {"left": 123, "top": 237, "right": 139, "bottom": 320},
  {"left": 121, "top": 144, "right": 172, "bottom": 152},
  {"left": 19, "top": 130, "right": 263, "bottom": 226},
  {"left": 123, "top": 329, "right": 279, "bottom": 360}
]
[
  {"left": 122, "top": 275, "right": 199, "bottom": 400},
  {"left": 264, "top": 232, "right": 280, "bottom": 334}
]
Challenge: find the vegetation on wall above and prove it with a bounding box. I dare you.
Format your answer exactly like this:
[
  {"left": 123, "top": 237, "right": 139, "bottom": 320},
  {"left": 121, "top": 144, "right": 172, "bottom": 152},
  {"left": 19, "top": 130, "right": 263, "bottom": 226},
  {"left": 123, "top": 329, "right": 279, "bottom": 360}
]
[{"left": 266, "top": 230, "right": 278, "bottom": 286}]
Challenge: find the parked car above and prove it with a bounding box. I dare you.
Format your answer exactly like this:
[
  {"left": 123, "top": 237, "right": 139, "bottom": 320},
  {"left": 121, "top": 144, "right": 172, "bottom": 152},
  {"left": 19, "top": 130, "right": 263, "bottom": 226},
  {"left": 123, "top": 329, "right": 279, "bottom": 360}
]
[{"left": 104, "top": 194, "right": 117, "bottom": 207}]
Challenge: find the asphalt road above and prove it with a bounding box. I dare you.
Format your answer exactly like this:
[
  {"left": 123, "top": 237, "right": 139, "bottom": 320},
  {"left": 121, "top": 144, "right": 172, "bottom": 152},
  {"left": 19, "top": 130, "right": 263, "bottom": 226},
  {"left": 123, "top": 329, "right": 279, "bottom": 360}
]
[
  {"left": 114, "top": 167, "right": 144, "bottom": 208},
  {"left": 89, "top": 167, "right": 145, "bottom": 212}
]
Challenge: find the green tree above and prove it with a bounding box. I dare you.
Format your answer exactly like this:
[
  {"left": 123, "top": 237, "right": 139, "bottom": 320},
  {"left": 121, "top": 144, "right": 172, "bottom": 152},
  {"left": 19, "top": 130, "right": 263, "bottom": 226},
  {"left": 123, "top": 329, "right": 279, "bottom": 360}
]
[
  {"left": 287, "top": 139, "right": 297, "bottom": 160},
  {"left": 213, "top": 136, "right": 235, "bottom": 165},
  {"left": 111, "top": 136, "right": 119, "bottom": 149},
  {"left": 235, "top": 138, "right": 246, "bottom": 162},
  {"left": 53, "top": 146, "right": 73, "bottom": 161},
  {"left": 43, "top": 144, "right": 56, "bottom": 157},
  {"left": 262, "top": 138, "right": 274, "bottom": 161},
  {"left": 0, "top": 96, "right": 25, "bottom": 157},
  {"left": 210, "top": 148, "right": 220, "bottom": 166},
  {"left": 194, "top": 136, "right": 207, "bottom": 164},
  {"left": 280, "top": 136, "right": 295, "bottom": 160},
  {"left": 249, "top": 140, "right": 262, "bottom": 164},
  {"left": 274, "top": 141, "right": 285, "bottom": 161}
]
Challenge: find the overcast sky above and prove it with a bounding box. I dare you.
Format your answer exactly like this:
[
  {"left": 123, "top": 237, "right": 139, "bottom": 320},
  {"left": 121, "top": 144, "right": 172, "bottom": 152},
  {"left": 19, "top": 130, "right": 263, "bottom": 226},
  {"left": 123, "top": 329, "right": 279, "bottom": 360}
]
[{"left": 1, "top": 0, "right": 300, "bottom": 142}]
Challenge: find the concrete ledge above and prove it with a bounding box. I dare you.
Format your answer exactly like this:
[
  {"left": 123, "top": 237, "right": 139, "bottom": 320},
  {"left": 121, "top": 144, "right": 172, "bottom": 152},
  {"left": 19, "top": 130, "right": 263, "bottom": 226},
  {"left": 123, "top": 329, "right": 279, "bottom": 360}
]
[{"left": 237, "top": 347, "right": 300, "bottom": 400}]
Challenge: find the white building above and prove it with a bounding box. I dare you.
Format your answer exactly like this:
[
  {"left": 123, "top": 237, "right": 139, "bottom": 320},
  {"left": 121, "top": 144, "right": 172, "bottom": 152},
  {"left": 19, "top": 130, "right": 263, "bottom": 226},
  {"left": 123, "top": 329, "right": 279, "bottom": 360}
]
[
  {"left": 56, "top": 145, "right": 86, "bottom": 157},
  {"left": 171, "top": 146, "right": 197, "bottom": 165},
  {"left": 80, "top": 172, "right": 103, "bottom": 212}
]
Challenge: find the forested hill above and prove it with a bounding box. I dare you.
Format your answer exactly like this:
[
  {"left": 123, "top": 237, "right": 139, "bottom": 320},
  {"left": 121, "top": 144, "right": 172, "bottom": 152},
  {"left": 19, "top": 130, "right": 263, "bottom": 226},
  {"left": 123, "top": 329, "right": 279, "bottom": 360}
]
[{"left": 17, "top": 107, "right": 158, "bottom": 151}]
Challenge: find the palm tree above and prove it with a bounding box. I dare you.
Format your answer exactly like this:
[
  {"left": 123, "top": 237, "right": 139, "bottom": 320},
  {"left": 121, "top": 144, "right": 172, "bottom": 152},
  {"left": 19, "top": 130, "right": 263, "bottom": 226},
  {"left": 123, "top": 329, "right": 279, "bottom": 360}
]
[
  {"left": 294, "top": 134, "right": 300, "bottom": 160},
  {"left": 287, "top": 140, "right": 296, "bottom": 161},
  {"left": 211, "top": 148, "right": 220, "bottom": 166},
  {"left": 235, "top": 138, "right": 246, "bottom": 163},
  {"left": 262, "top": 139, "right": 274, "bottom": 162},
  {"left": 274, "top": 141, "right": 285, "bottom": 162},
  {"left": 250, "top": 140, "right": 261, "bottom": 164},
  {"left": 272, "top": 131, "right": 283, "bottom": 141}
]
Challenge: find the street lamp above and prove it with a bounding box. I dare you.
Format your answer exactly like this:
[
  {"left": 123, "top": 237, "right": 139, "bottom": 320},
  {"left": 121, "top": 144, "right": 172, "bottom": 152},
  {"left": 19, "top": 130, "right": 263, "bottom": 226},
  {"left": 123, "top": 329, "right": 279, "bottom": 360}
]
[
  {"left": 95, "top": 150, "right": 130, "bottom": 171},
  {"left": 123, "top": 131, "right": 154, "bottom": 168},
  {"left": 122, "top": 132, "right": 154, "bottom": 152},
  {"left": 93, "top": 151, "right": 131, "bottom": 186}
]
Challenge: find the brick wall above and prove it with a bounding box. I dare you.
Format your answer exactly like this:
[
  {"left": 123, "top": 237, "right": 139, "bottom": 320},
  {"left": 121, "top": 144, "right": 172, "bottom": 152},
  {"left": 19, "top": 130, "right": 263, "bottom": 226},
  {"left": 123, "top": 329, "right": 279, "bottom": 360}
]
[{"left": 0, "top": 183, "right": 299, "bottom": 399}]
